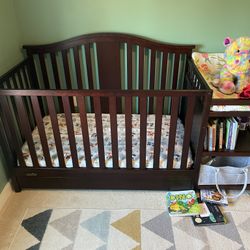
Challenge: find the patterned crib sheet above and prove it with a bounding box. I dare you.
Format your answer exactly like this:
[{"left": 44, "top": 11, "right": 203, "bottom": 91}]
[
  {"left": 192, "top": 52, "right": 250, "bottom": 112},
  {"left": 22, "top": 113, "right": 193, "bottom": 169}
]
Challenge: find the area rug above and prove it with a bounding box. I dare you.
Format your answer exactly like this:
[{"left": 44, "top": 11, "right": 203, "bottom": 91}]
[{"left": 10, "top": 208, "right": 250, "bottom": 250}]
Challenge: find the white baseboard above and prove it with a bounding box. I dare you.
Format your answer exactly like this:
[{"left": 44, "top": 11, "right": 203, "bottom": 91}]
[{"left": 0, "top": 182, "right": 13, "bottom": 214}]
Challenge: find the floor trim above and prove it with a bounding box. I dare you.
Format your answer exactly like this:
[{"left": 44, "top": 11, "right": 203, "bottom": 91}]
[{"left": 0, "top": 182, "right": 13, "bottom": 214}]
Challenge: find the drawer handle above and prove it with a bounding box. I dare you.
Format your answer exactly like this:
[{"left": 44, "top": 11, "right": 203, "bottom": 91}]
[{"left": 25, "top": 173, "right": 38, "bottom": 177}]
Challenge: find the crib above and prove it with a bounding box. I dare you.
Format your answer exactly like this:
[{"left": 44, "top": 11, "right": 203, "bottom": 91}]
[{"left": 0, "top": 33, "right": 211, "bottom": 192}]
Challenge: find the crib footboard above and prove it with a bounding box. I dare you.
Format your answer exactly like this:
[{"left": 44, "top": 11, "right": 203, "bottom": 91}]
[{"left": 0, "top": 87, "right": 211, "bottom": 191}]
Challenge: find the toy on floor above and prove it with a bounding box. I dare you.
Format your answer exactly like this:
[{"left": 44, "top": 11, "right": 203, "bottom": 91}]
[{"left": 212, "top": 37, "right": 250, "bottom": 95}]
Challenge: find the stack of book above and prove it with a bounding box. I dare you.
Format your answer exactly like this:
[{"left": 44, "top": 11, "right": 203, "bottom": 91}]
[
  {"left": 165, "top": 189, "right": 227, "bottom": 226},
  {"left": 204, "top": 117, "right": 240, "bottom": 151},
  {"left": 192, "top": 189, "right": 227, "bottom": 226}
]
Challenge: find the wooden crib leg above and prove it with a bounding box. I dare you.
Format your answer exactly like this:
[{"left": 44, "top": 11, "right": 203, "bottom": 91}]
[{"left": 11, "top": 176, "right": 22, "bottom": 192}]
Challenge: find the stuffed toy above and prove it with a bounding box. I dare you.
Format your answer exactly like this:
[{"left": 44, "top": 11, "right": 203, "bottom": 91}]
[{"left": 213, "top": 37, "right": 250, "bottom": 95}]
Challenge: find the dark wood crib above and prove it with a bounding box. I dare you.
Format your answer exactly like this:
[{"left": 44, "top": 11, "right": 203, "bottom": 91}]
[{"left": 0, "top": 33, "right": 212, "bottom": 192}]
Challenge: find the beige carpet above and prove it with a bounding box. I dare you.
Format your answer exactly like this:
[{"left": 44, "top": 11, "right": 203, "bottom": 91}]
[{"left": 10, "top": 207, "right": 250, "bottom": 250}]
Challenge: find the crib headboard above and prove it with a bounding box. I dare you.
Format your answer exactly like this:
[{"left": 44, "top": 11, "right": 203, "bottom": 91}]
[{"left": 23, "top": 33, "right": 195, "bottom": 92}]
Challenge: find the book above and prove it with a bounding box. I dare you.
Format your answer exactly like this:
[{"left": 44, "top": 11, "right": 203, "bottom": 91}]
[
  {"left": 199, "top": 202, "right": 210, "bottom": 217},
  {"left": 208, "top": 121, "right": 213, "bottom": 151},
  {"left": 212, "top": 120, "right": 217, "bottom": 151},
  {"left": 218, "top": 119, "right": 225, "bottom": 150},
  {"left": 204, "top": 127, "right": 208, "bottom": 150},
  {"left": 230, "top": 117, "right": 239, "bottom": 150},
  {"left": 166, "top": 190, "right": 201, "bottom": 216},
  {"left": 200, "top": 189, "right": 228, "bottom": 205},
  {"left": 225, "top": 119, "right": 228, "bottom": 149},
  {"left": 207, "top": 119, "right": 217, "bottom": 151},
  {"left": 226, "top": 117, "right": 239, "bottom": 150},
  {"left": 192, "top": 202, "right": 226, "bottom": 226}
]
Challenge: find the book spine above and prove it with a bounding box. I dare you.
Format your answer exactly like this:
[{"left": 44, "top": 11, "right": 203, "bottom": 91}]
[
  {"left": 204, "top": 127, "right": 208, "bottom": 151},
  {"left": 228, "top": 119, "right": 234, "bottom": 150},
  {"left": 225, "top": 119, "right": 233, "bottom": 150},
  {"left": 212, "top": 123, "right": 216, "bottom": 151},
  {"left": 208, "top": 123, "right": 213, "bottom": 151},
  {"left": 218, "top": 121, "right": 224, "bottom": 150},
  {"left": 230, "top": 118, "right": 239, "bottom": 150}
]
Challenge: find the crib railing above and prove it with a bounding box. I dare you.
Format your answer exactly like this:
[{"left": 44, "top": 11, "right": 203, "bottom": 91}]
[
  {"left": 0, "top": 89, "right": 210, "bottom": 172},
  {"left": 23, "top": 33, "right": 195, "bottom": 95},
  {"left": 0, "top": 59, "right": 32, "bottom": 89}
]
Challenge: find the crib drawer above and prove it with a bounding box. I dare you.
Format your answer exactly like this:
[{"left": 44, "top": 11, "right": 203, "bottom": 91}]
[{"left": 14, "top": 168, "right": 195, "bottom": 191}]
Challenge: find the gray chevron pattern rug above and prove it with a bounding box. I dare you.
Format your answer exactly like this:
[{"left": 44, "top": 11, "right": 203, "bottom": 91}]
[{"left": 11, "top": 208, "right": 250, "bottom": 249}]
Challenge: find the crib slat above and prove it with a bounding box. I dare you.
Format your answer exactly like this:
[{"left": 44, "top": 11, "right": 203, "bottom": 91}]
[
  {"left": 31, "top": 96, "right": 53, "bottom": 168},
  {"left": 153, "top": 96, "right": 163, "bottom": 169},
  {"left": 50, "top": 53, "right": 61, "bottom": 88},
  {"left": 21, "top": 66, "right": 30, "bottom": 88},
  {"left": 76, "top": 96, "right": 92, "bottom": 168},
  {"left": 93, "top": 96, "right": 105, "bottom": 168},
  {"left": 0, "top": 119, "right": 14, "bottom": 166},
  {"left": 172, "top": 53, "right": 180, "bottom": 89},
  {"left": 17, "top": 69, "right": 35, "bottom": 125},
  {"left": 12, "top": 75, "right": 18, "bottom": 88},
  {"left": 46, "top": 96, "right": 66, "bottom": 168},
  {"left": 84, "top": 45, "right": 94, "bottom": 111},
  {"left": 161, "top": 52, "right": 168, "bottom": 90},
  {"left": 15, "top": 96, "right": 40, "bottom": 168},
  {"left": 139, "top": 47, "right": 144, "bottom": 90},
  {"left": 50, "top": 52, "right": 64, "bottom": 112},
  {"left": 62, "top": 50, "right": 75, "bottom": 110},
  {"left": 27, "top": 56, "right": 39, "bottom": 88},
  {"left": 62, "top": 96, "right": 79, "bottom": 168},
  {"left": 125, "top": 96, "right": 132, "bottom": 169},
  {"left": 150, "top": 49, "right": 156, "bottom": 90},
  {"left": 17, "top": 71, "right": 24, "bottom": 89},
  {"left": 18, "top": 68, "right": 36, "bottom": 127},
  {"left": 0, "top": 99, "right": 15, "bottom": 154},
  {"left": 149, "top": 49, "right": 156, "bottom": 113},
  {"left": 0, "top": 97, "right": 26, "bottom": 167},
  {"left": 5, "top": 79, "right": 11, "bottom": 89},
  {"left": 62, "top": 50, "right": 72, "bottom": 89},
  {"left": 180, "top": 97, "right": 195, "bottom": 169},
  {"left": 39, "top": 54, "right": 50, "bottom": 89},
  {"left": 139, "top": 96, "right": 147, "bottom": 169},
  {"left": 127, "top": 43, "right": 132, "bottom": 89},
  {"left": 167, "top": 96, "right": 179, "bottom": 169},
  {"left": 109, "top": 96, "right": 119, "bottom": 168},
  {"left": 2, "top": 81, "right": 7, "bottom": 89},
  {"left": 73, "top": 47, "right": 83, "bottom": 89},
  {"left": 84, "top": 44, "right": 94, "bottom": 90}
]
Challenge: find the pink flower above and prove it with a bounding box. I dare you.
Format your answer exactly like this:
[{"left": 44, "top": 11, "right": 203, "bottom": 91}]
[{"left": 239, "top": 84, "right": 250, "bottom": 98}]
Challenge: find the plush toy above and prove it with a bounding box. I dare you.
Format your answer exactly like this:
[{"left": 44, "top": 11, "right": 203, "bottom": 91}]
[{"left": 213, "top": 37, "right": 250, "bottom": 95}]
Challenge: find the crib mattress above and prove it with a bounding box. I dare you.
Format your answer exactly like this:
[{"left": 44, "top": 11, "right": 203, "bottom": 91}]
[
  {"left": 22, "top": 113, "right": 193, "bottom": 169},
  {"left": 192, "top": 52, "right": 250, "bottom": 112}
]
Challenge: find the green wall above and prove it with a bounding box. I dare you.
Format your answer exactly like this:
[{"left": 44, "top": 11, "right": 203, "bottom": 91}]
[
  {"left": 14, "top": 0, "right": 250, "bottom": 52},
  {"left": 0, "top": 0, "right": 22, "bottom": 74},
  {"left": 1, "top": 0, "right": 250, "bottom": 192},
  {"left": 0, "top": 0, "right": 22, "bottom": 192}
]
